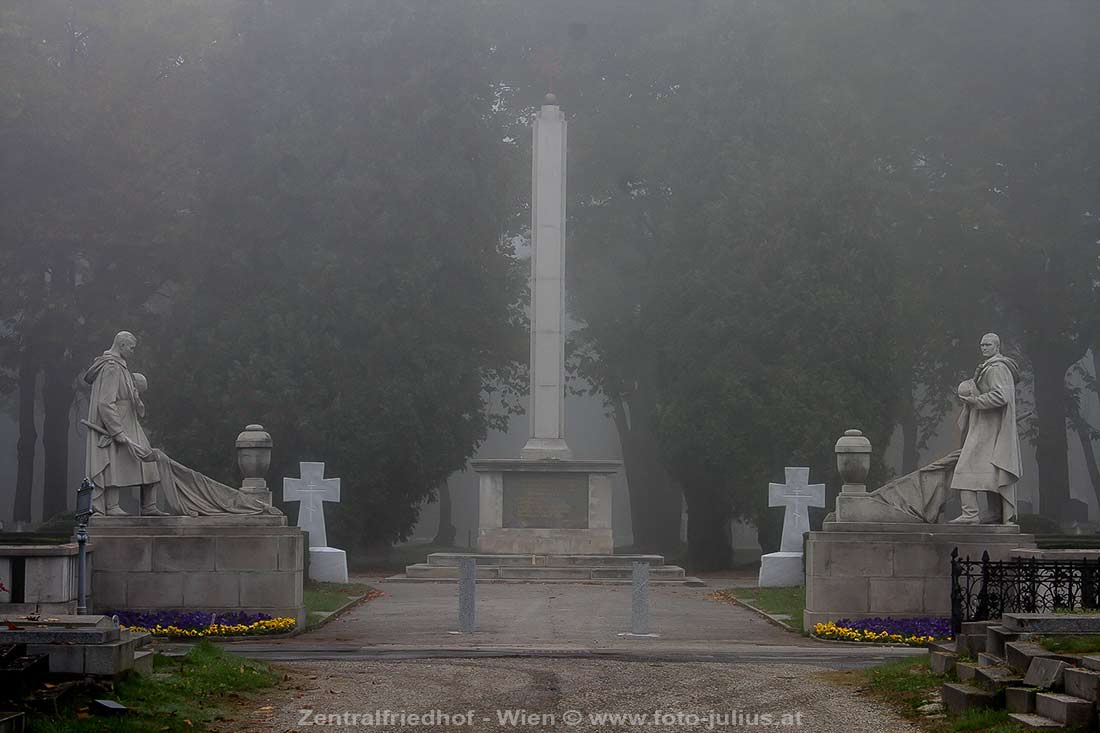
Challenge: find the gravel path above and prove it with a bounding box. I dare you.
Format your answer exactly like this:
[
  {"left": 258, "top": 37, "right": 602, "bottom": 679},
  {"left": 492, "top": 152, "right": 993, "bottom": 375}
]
[{"left": 217, "top": 658, "right": 921, "bottom": 733}]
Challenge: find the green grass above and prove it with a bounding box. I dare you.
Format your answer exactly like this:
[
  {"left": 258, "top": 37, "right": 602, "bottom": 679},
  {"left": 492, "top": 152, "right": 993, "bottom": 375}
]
[
  {"left": 27, "top": 641, "right": 276, "bottom": 732},
  {"left": 1039, "top": 634, "right": 1100, "bottom": 653},
  {"left": 303, "top": 581, "right": 376, "bottom": 630},
  {"left": 856, "top": 657, "right": 1028, "bottom": 732},
  {"left": 717, "top": 586, "right": 805, "bottom": 631}
]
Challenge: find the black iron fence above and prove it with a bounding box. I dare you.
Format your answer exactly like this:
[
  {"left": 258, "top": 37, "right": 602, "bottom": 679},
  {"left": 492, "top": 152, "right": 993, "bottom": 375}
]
[{"left": 950, "top": 548, "right": 1100, "bottom": 634}]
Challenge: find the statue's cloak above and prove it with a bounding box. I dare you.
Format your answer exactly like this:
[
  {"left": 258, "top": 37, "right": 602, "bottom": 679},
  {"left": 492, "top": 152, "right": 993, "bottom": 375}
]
[
  {"left": 151, "top": 450, "right": 280, "bottom": 517},
  {"left": 83, "top": 352, "right": 159, "bottom": 488},
  {"left": 950, "top": 354, "right": 1021, "bottom": 513}
]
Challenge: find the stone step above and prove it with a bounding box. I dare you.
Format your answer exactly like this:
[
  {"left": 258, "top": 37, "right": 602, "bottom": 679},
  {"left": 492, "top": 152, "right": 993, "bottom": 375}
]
[
  {"left": 1007, "top": 712, "right": 1067, "bottom": 729},
  {"left": 0, "top": 712, "right": 25, "bottom": 733},
  {"left": 132, "top": 650, "right": 154, "bottom": 676},
  {"left": 387, "top": 574, "right": 707, "bottom": 586},
  {"left": 1006, "top": 642, "right": 1062, "bottom": 675},
  {"left": 1063, "top": 666, "right": 1100, "bottom": 702},
  {"left": 404, "top": 564, "right": 689, "bottom": 581},
  {"left": 974, "top": 664, "right": 1024, "bottom": 691},
  {"left": 1004, "top": 613, "right": 1100, "bottom": 634},
  {"left": 929, "top": 640, "right": 958, "bottom": 655},
  {"left": 26, "top": 634, "right": 146, "bottom": 676},
  {"left": 1024, "top": 658, "right": 1068, "bottom": 690},
  {"left": 1006, "top": 686, "right": 1038, "bottom": 714},
  {"left": 958, "top": 632, "right": 987, "bottom": 657},
  {"left": 978, "top": 652, "right": 1004, "bottom": 667},
  {"left": 955, "top": 662, "right": 979, "bottom": 683},
  {"left": 986, "top": 625, "right": 1021, "bottom": 657},
  {"left": 941, "top": 682, "right": 1001, "bottom": 713},
  {"left": 929, "top": 651, "right": 956, "bottom": 676},
  {"left": 1034, "top": 692, "right": 1093, "bottom": 726},
  {"left": 426, "top": 553, "right": 668, "bottom": 568}
]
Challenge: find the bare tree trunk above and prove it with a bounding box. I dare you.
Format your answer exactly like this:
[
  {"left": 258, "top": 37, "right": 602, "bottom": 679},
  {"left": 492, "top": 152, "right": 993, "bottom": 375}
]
[
  {"left": 611, "top": 395, "right": 651, "bottom": 550},
  {"left": 684, "top": 485, "right": 732, "bottom": 571},
  {"left": 1032, "top": 346, "right": 1071, "bottom": 520},
  {"left": 898, "top": 388, "right": 920, "bottom": 474},
  {"left": 41, "top": 346, "right": 74, "bottom": 520},
  {"left": 13, "top": 345, "right": 39, "bottom": 523},
  {"left": 432, "top": 479, "right": 456, "bottom": 546}
]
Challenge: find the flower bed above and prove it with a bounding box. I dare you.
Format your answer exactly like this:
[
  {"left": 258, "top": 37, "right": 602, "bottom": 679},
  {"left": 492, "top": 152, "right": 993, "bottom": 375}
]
[
  {"left": 110, "top": 610, "right": 296, "bottom": 638},
  {"left": 812, "top": 616, "right": 951, "bottom": 646}
]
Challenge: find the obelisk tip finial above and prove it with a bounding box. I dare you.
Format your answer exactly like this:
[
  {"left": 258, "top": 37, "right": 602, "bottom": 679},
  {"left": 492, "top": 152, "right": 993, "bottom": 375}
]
[{"left": 543, "top": 92, "right": 558, "bottom": 105}]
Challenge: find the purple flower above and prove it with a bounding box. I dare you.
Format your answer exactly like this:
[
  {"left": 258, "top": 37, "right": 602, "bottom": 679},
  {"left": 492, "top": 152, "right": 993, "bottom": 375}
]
[
  {"left": 833, "top": 616, "right": 952, "bottom": 639},
  {"left": 108, "top": 609, "right": 273, "bottom": 630}
]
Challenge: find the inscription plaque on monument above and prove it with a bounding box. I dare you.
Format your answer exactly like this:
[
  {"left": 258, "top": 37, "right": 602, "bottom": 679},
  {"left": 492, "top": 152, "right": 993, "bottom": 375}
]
[{"left": 502, "top": 472, "right": 589, "bottom": 529}]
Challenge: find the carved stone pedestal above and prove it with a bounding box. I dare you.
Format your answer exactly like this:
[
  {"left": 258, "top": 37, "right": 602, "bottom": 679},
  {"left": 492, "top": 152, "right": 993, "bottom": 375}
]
[{"left": 472, "top": 459, "right": 620, "bottom": 555}]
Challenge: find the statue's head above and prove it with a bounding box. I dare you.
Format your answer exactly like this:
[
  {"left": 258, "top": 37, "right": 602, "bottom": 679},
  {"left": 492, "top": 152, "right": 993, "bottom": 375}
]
[
  {"left": 132, "top": 372, "right": 148, "bottom": 393},
  {"left": 980, "top": 332, "right": 1001, "bottom": 359},
  {"left": 112, "top": 331, "right": 137, "bottom": 359}
]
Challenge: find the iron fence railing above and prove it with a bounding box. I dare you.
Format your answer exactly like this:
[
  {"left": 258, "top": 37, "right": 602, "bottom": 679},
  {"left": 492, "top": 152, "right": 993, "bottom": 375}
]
[{"left": 950, "top": 548, "right": 1100, "bottom": 634}]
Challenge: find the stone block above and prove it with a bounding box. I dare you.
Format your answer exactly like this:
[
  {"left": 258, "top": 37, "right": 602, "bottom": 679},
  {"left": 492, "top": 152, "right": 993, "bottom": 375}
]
[
  {"left": 0, "top": 712, "right": 24, "bottom": 733},
  {"left": 1005, "top": 642, "right": 1055, "bottom": 674},
  {"left": 84, "top": 641, "right": 129, "bottom": 676},
  {"left": 216, "top": 536, "right": 278, "bottom": 571},
  {"left": 1006, "top": 712, "right": 1064, "bottom": 728},
  {"left": 1035, "top": 692, "right": 1092, "bottom": 726},
  {"left": 1063, "top": 667, "right": 1100, "bottom": 702},
  {"left": 921, "top": 580, "right": 951, "bottom": 616},
  {"left": 868, "top": 579, "right": 924, "bottom": 614},
  {"left": 758, "top": 552, "right": 804, "bottom": 587},
  {"left": 153, "top": 537, "right": 215, "bottom": 572},
  {"left": 126, "top": 573, "right": 185, "bottom": 607},
  {"left": 956, "top": 662, "right": 979, "bottom": 682},
  {"left": 90, "top": 571, "right": 127, "bottom": 611},
  {"left": 1005, "top": 686, "right": 1036, "bottom": 713},
  {"left": 941, "top": 682, "right": 999, "bottom": 713},
  {"left": 892, "top": 543, "right": 947, "bottom": 577},
  {"left": 930, "top": 651, "right": 956, "bottom": 675},
  {"left": 1004, "top": 613, "right": 1100, "bottom": 634},
  {"left": 587, "top": 474, "right": 613, "bottom": 529},
  {"left": 478, "top": 472, "right": 504, "bottom": 529},
  {"left": 806, "top": 542, "right": 828, "bottom": 576},
  {"left": 823, "top": 543, "right": 894, "bottom": 577},
  {"left": 133, "top": 650, "right": 154, "bottom": 676},
  {"left": 974, "top": 665, "right": 1023, "bottom": 690},
  {"left": 24, "top": 556, "right": 70, "bottom": 603},
  {"left": 27, "top": 643, "right": 84, "bottom": 674},
  {"left": 278, "top": 534, "right": 304, "bottom": 571},
  {"left": 1024, "top": 658, "right": 1067, "bottom": 689},
  {"left": 91, "top": 537, "right": 152, "bottom": 571},
  {"left": 183, "top": 572, "right": 240, "bottom": 607},
  {"left": 308, "top": 548, "right": 348, "bottom": 583},
  {"left": 240, "top": 572, "right": 297, "bottom": 607},
  {"left": 808, "top": 576, "right": 869, "bottom": 613}
]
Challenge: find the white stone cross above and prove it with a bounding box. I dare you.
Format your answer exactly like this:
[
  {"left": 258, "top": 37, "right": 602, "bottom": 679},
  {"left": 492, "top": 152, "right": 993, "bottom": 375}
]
[
  {"left": 284, "top": 462, "right": 341, "bottom": 548},
  {"left": 769, "top": 467, "right": 825, "bottom": 553}
]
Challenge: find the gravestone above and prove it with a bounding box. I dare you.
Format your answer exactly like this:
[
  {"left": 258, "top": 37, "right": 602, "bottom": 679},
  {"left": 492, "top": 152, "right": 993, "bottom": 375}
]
[
  {"left": 758, "top": 467, "right": 824, "bottom": 587},
  {"left": 284, "top": 462, "right": 348, "bottom": 583}
]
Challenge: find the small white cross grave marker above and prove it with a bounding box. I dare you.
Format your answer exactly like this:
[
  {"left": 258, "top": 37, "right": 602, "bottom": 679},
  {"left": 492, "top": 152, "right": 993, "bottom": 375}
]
[
  {"left": 769, "top": 467, "right": 825, "bottom": 553},
  {"left": 284, "top": 462, "right": 341, "bottom": 548}
]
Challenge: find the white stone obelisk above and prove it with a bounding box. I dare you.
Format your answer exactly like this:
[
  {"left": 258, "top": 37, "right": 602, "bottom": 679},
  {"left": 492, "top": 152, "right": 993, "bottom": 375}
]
[{"left": 522, "top": 94, "right": 572, "bottom": 460}]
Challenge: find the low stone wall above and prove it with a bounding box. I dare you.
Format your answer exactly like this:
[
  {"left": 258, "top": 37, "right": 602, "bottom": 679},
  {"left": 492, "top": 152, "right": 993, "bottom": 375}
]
[
  {"left": 0, "top": 542, "right": 90, "bottom": 615},
  {"left": 89, "top": 515, "right": 305, "bottom": 625},
  {"left": 803, "top": 522, "right": 1036, "bottom": 631}
]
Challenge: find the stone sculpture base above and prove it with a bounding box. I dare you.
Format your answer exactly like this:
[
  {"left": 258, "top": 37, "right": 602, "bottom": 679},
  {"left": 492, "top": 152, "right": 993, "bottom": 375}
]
[
  {"left": 758, "top": 551, "right": 804, "bottom": 587},
  {"left": 394, "top": 552, "right": 702, "bottom": 585},
  {"left": 309, "top": 547, "right": 348, "bottom": 584},
  {"left": 89, "top": 515, "right": 306, "bottom": 625},
  {"left": 803, "top": 521, "right": 1036, "bottom": 631},
  {"left": 472, "top": 459, "right": 620, "bottom": 555},
  {"left": 0, "top": 541, "right": 91, "bottom": 615}
]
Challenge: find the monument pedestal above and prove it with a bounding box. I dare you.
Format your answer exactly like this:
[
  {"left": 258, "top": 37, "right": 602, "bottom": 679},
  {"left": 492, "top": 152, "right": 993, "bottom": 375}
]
[
  {"left": 472, "top": 459, "right": 619, "bottom": 555},
  {"left": 89, "top": 514, "right": 306, "bottom": 625},
  {"left": 758, "top": 551, "right": 804, "bottom": 587},
  {"left": 803, "top": 521, "right": 1036, "bottom": 631},
  {"left": 309, "top": 547, "right": 348, "bottom": 583}
]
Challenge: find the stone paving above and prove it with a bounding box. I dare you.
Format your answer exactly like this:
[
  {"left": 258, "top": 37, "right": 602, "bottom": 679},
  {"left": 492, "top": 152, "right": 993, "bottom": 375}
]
[{"left": 206, "top": 576, "right": 925, "bottom": 732}]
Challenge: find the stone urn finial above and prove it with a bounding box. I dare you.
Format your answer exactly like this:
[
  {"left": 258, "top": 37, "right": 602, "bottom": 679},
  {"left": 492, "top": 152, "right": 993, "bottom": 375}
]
[
  {"left": 236, "top": 424, "right": 273, "bottom": 505},
  {"left": 835, "top": 429, "right": 872, "bottom": 495}
]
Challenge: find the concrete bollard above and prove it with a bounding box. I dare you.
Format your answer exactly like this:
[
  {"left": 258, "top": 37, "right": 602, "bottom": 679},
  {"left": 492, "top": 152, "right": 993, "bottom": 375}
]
[
  {"left": 631, "top": 560, "right": 650, "bottom": 635},
  {"left": 458, "top": 557, "right": 476, "bottom": 633}
]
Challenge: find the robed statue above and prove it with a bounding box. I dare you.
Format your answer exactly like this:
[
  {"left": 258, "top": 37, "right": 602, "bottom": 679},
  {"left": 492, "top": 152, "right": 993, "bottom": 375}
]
[
  {"left": 949, "top": 332, "right": 1022, "bottom": 524},
  {"left": 84, "top": 331, "right": 279, "bottom": 517}
]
